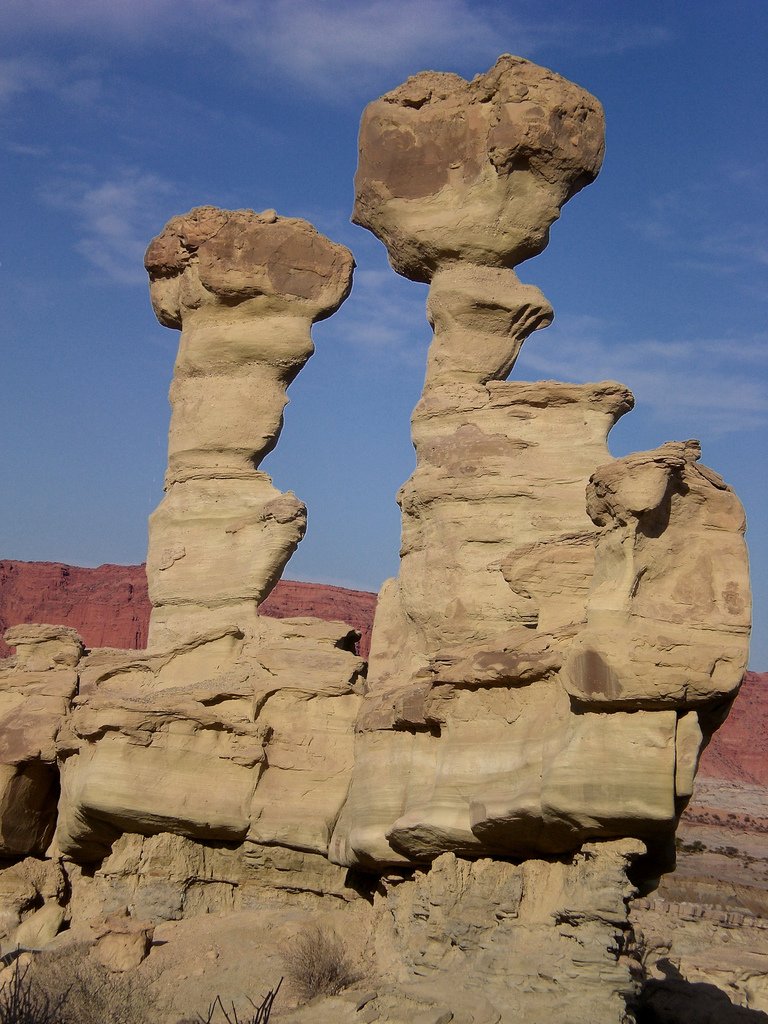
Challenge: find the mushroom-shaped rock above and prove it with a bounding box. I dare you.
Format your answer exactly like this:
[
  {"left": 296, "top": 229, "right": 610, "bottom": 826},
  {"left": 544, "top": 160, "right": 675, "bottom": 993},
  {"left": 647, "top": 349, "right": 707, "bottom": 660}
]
[
  {"left": 143, "top": 208, "right": 354, "bottom": 648},
  {"left": 145, "top": 205, "right": 354, "bottom": 328},
  {"left": 353, "top": 54, "right": 604, "bottom": 282}
]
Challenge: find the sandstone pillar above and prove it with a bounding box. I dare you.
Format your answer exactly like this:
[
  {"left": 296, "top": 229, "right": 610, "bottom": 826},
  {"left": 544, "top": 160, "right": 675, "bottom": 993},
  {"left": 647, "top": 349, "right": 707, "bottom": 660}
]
[
  {"left": 143, "top": 207, "right": 354, "bottom": 648},
  {"left": 331, "top": 55, "right": 751, "bottom": 872}
]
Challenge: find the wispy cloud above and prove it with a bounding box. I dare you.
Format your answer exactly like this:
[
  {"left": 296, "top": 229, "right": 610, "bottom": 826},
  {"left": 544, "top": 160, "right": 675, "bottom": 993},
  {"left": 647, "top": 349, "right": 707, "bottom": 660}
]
[
  {"left": 514, "top": 313, "right": 768, "bottom": 435},
  {"left": 39, "top": 169, "right": 174, "bottom": 284},
  {"left": 205, "top": 1, "right": 672, "bottom": 95},
  {"left": 0, "top": 0, "right": 672, "bottom": 98},
  {"left": 0, "top": 56, "right": 47, "bottom": 104},
  {"left": 0, "top": 0, "right": 181, "bottom": 40},
  {"left": 4, "top": 140, "right": 49, "bottom": 157},
  {"left": 630, "top": 184, "right": 768, "bottom": 275},
  {"left": 0, "top": 53, "right": 106, "bottom": 109}
]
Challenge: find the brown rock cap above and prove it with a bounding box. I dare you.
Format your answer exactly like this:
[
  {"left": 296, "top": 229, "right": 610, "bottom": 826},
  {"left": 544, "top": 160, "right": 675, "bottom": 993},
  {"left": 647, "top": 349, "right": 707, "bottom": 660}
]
[
  {"left": 145, "top": 206, "right": 355, "bottom": 328},
  {"left": 353, "top": 54, "right": 604, "bottom": 281}
]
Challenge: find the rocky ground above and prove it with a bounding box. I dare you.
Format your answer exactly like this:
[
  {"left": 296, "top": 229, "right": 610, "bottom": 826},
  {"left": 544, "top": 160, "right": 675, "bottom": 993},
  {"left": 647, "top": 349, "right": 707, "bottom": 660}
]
[{"left": 626, "top": 669, "right": 768, "bottom": 1019}]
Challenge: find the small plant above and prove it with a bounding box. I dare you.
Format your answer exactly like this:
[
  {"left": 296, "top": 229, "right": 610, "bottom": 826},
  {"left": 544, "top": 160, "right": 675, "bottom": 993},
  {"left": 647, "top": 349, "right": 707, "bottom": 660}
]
[
  {"left": 281, "top": 925, "right": 359, "bottom": 1002},
  {"left": 0, "top": 958, "right": 68, "bottom": 1024},
  {"left": 196, "top": 979, "right": 282, "bottom": 1024}
]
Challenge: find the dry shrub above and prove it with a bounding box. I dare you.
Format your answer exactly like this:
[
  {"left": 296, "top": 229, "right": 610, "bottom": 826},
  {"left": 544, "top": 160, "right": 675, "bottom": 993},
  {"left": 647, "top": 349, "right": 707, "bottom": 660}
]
[
  {"left": 194, "top": 979, "right": 282, "bottom": 1024},
  {"left": 281, "top": 925, "right": 359, "bottom": 1002},
  {"left": 28, "top": 943, "right": 161, "bottom": 1024},
  {"left": 0, "top": 959, "right": 67, "bottom": 1024}
]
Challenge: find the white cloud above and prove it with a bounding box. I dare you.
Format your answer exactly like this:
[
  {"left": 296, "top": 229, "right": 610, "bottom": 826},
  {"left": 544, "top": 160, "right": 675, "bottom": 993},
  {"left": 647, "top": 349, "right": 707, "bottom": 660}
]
[
  {"left": 39, "top": 169, "right": 174, "bottom": 285},
  {"left": 0, "top": 0, "right": 672, "bottom": 98},
  {"left": 206, "top": 1, "right": 672, "bottom": 95},
  {"left": 211, "top": 0, "right": 502, "bottom": 89}
]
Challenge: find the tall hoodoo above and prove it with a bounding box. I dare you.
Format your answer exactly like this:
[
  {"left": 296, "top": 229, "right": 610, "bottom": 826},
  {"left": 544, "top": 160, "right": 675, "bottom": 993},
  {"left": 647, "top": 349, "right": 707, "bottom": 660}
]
[
  {"left": 0, "top": 57, "right": 754, "bottom": 1024},
  {"left": 144, "top": 206, "right": 354, "bottom": 648},
  {"left": 47, "top": 209, "right": 363, "bottom": 867},
  {"left": 331, "top": 55, "right": 751, "bottom": 876}
]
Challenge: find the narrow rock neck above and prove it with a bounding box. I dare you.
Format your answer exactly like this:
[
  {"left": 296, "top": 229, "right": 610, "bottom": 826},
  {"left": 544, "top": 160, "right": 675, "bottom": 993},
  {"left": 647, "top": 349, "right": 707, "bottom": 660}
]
[{"left": 423, "top": 264, "right": 553, "bottom": 391}]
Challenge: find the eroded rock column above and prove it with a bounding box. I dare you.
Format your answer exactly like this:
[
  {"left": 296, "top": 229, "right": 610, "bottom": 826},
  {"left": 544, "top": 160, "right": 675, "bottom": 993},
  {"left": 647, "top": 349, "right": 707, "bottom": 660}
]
[
  {"left": 144, "top": 206, "right": 354, "bottom": 648},
  {"left": 331, "top": 55, "right": 750, "bottom": 876},
  {"left": 53, "top": 209, "right": 362, "bottom": 865}
]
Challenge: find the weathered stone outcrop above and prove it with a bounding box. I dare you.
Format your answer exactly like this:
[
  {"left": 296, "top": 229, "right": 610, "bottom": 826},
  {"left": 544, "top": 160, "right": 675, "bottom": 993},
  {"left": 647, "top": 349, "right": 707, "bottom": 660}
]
[
  {"left": 0, "top": 55, "right": 755, "bottom": 1024},
  {"left": 143, "top": 206, "right": 354, "bottom": 649},
  {"left": 41, "top": 208, "right": 363, "bottom": 870},
  {"left": 353, "top": 54, "right": 604, "bottom": 282},
  {"left": 370, "top": 842, "right": 644, "bottom": 1024},
  {"left": 0, "top": 626, "right": 80, "bottom": 856},
  {"left": 330, "top": 54, "right": 750, "bottom": 875}
]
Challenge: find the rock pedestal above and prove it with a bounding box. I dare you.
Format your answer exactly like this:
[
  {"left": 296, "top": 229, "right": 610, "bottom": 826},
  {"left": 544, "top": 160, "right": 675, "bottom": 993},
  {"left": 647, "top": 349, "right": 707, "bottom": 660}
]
[
  {"left": 143, "top": 206, "right": 354, "bottom": 649},
  {"left": 48, "top": 209, "right": 363, "bottom": 867},
  {"left": 330, "top": 55, "right": 751, "bottom": 873}
]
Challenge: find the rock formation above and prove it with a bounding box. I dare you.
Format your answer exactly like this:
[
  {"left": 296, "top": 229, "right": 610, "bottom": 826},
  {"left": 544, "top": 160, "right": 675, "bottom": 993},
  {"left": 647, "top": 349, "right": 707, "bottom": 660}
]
[
  {"left": 330, "top": 54, "right": 751, "bottom": 879},
  {"left": 143, "top": 205, "right": 354, "bottom": 648},
  {"left": 0, "top": 208, "right": 368, "bottom": 885},
  {"left": 0, "top": 55, "right": 754, "bottom": 1024}
]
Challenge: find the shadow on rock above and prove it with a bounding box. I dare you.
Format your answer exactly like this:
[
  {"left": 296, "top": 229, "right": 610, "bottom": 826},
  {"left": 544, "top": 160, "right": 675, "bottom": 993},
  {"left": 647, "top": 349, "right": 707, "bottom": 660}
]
[{"left": 636, "top": 959, "right": 768, "bottom": 1023}]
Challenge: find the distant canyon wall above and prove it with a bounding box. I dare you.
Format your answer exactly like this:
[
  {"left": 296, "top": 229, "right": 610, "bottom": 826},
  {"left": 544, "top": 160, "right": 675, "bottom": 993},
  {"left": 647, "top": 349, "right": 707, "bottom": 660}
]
[{"left": 0, "top": 560, "right": 375, "bottom": 659}]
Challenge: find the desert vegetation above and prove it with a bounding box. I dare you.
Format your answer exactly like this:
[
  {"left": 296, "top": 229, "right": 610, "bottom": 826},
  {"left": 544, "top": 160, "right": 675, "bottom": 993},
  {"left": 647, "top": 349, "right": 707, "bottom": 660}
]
[{"left": 281, "top": 925, "right": 359, "bottom": 1002}]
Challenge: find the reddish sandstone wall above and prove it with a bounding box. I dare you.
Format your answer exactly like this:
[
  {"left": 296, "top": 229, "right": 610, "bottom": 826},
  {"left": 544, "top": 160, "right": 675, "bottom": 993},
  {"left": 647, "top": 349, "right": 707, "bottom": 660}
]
[
  {"left": 0, "top": 560, "right": 376, "bottom": 659},
  {"left": 697, "top": 671, "right": 768, "bottom": 786}
]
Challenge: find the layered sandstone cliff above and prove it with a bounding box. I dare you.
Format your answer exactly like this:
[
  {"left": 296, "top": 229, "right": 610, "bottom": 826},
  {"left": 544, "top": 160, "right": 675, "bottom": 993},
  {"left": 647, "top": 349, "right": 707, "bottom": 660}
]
[{"left": 0, "top": 558, "right": 761, "bottom": 790}]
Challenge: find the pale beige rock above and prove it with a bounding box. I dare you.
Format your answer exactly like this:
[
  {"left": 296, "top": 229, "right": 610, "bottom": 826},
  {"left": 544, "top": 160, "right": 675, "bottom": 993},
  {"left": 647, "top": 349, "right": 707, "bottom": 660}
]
[
  {"left": 13, "top": 902, "right": 65, "bottom": 948},
  {"left": 372, "top": 843, "right": 644, "bottom": 1024},
  {"left": 90, "top": 907, "right": 154, "bottom": 971},
  {"left": 4, "top": 625, "right": 83, "bottom": 671},
  {"left": 354, "top": 55, "right": 604, "bottom": 281},
  {"left": 0, "top": 629, "right": 80, "bottom": 856},
  {"left": 0, "top": 857, "right": 67, "bottom": 953},
  {"left": 331, "top": 380, "right": 638, "bottom": 867},
  {"left": 53, "top": 208, "right": 360, "bottom": 865},
  {"left": 425, "top": 266, "right": 552, "bottom": 387},
  {"left": 334, "top": 53, "right": 752, "bottom": 880},
  {"left": 144, "top": 206, "right": 354, "bottom": 650},
  {"left": 632, "top": 896, "right": 768, "bottom": 1019},
  {"left": 562, "top": 441, "right": 750, "bottom": 710},
  {"left": 56, "top": 615, "right": 362, "bottom": 864}
]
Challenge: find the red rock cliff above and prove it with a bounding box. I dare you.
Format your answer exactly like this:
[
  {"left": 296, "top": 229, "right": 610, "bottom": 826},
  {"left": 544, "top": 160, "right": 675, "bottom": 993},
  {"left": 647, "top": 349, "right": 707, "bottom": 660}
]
[{"left": 0, "top": 560, "right": 376, "bottom": 659}]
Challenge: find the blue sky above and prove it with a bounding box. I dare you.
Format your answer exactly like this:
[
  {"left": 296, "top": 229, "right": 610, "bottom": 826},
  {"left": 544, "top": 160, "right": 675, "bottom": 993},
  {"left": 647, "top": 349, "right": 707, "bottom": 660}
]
[{"left": 0, "top": 0, "right": 765, "bottom": 668}]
